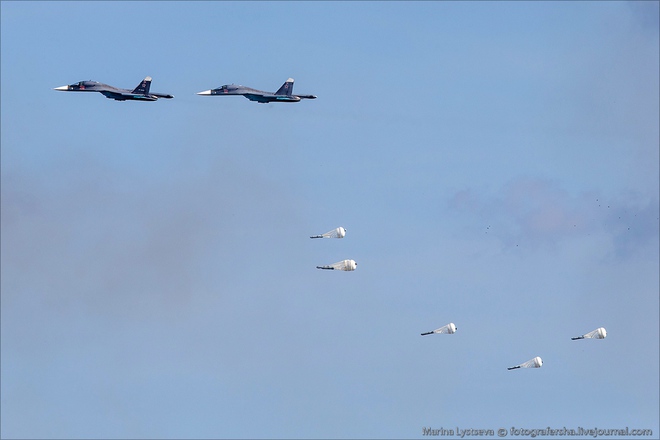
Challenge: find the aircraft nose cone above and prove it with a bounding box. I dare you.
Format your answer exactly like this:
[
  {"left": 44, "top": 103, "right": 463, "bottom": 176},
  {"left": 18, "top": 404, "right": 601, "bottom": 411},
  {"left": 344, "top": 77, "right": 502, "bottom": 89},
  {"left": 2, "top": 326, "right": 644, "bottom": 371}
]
[
  {"left": 196, "top": 90, "right": 212, "bottom": 95},
  {"left": 53, "top": 85, "right": 69, "bottom": 91}
]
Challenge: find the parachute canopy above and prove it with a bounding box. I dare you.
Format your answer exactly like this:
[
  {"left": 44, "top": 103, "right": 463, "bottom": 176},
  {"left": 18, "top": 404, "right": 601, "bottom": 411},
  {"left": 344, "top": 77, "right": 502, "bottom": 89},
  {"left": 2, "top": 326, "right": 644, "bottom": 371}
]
[
  {"left": 421, "top": 323, "right": 457, "bottom": 336},
  {"left": 311, "top": 227, "right": 346, "bottom": 239},
  {"left": 316, "top": 259, "right": 357, "bottom": 271},
  {"left": 508, "top": 356, "right": 543, "bottom": 370},
  {"left": 571, "top": 327, "right": 607, "bottom": 340}
]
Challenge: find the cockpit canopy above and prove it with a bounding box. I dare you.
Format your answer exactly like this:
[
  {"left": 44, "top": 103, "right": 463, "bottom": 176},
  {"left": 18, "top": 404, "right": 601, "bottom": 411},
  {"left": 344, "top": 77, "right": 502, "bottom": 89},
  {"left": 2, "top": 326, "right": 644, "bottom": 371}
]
[{"left": 74, "top": 80, "right": 99, "bottom": 89}]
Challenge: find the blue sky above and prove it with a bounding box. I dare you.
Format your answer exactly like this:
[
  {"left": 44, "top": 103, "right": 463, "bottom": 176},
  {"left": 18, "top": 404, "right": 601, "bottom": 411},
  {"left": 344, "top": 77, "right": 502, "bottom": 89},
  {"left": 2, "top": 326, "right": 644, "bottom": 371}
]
[{"left": 1, "top": 1, "right": 658, "bottom": 439}]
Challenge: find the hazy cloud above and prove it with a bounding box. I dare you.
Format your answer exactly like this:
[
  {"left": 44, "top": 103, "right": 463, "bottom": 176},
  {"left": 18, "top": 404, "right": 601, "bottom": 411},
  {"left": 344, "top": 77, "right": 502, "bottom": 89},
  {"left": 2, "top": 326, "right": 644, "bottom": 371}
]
[
  {"left": 627, "top": 1, "right": 660, "bottom": 33},
  {"left": 448, "top": 177, "right": 659, "bottom": 257}
]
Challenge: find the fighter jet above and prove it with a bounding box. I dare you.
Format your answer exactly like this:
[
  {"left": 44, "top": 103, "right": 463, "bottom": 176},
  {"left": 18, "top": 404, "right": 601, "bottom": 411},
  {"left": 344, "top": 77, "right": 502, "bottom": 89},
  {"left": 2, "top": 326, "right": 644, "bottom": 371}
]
[
  {"left": 53, "top": 77, "right": 173, "bottom": 101},
  {"left": 196, "top": 78, "right": 316, "bottom": 103}
]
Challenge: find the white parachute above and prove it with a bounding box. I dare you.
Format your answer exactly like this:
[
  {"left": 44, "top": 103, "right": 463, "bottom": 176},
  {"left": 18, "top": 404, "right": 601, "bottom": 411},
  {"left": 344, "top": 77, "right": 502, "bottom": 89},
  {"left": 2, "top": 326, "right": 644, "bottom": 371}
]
[
  {"left": 508, "top": 356, "right": 543, "bottom": 370},
  {"left": 421, "top": 323, "right": 457, "bottom": 336},
  {"left": 571, "top": 327, "right": 607, "bottom": 340},
  {"left": 310, "top": 227, "right": 346, "bottom": 239},
  {"left": 316, "top": 259, "right": 357, "bottom": 271}
]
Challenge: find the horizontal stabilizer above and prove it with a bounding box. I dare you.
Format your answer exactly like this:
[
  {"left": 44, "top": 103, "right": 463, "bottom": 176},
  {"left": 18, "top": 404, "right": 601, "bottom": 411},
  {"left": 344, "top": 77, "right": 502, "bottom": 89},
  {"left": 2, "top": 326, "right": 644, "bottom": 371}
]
[{"left": 152, "top": 92, "right": 174, "bottom": 99}]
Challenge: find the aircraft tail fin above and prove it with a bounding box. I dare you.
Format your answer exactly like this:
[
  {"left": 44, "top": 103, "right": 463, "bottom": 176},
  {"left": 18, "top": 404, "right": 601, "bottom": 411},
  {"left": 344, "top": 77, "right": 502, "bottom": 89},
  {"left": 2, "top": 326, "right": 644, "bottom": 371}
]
[
  {"left": 132, "top": 76, "right": 152, "bottom": 95},
  {"left": 275, "top": 78, "right": 294, "bottom": 96}
]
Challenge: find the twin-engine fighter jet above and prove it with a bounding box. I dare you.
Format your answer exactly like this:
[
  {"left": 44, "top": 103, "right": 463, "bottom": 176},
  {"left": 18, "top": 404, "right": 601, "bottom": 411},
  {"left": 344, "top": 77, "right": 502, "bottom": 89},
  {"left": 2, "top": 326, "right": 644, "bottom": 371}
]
[
  {"left": 54, "top": 77, "right": 174, "bottom": 101},
  {"left": 197, "top": 78, "right": 316, "bottom": 103}
]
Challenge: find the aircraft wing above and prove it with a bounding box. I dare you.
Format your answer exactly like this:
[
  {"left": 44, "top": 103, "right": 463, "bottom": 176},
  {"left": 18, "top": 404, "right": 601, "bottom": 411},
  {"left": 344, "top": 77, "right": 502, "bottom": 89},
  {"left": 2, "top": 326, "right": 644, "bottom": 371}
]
[
  {"left": 99, "top": 91, "right": 130, "bottom": 101},
  {"left": 243, "top": 94, "right": 271, "bottom": 103},
  {"left": 99, "top": 91, "right": 157, "bottom": 101}
]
